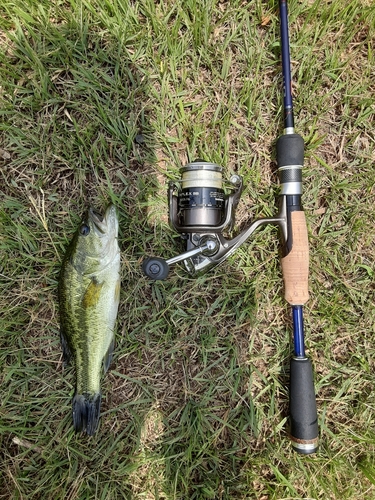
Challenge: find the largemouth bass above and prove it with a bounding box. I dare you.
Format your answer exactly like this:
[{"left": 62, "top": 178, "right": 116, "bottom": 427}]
[{"left": 59, "top": 205, "right": 120, "bottom": 435}]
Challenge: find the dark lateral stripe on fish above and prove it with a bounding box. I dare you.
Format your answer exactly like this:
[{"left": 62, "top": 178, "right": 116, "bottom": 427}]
[{"left": 78, "top": 302, "right": 98, "bottom": 394}]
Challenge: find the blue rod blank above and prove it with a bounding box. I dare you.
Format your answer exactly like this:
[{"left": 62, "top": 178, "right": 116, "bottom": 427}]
[
  {"left": 279, "top": 0, "right": 294, "bottom": 129},
  {"left": 292, "top": 305, "right": 305, "bottom": 358}
]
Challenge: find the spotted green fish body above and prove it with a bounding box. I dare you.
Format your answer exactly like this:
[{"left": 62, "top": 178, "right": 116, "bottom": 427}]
[{"left": 59, "top": 205, "right": 120, "bottom": 435}]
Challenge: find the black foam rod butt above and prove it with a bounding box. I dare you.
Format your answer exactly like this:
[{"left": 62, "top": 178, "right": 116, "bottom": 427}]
[
  {"left": 290, "top": 357, "right": 319, "bottom": 454},
  {"left": 276, "top": 133, "right": 304, "bottom": 168}
]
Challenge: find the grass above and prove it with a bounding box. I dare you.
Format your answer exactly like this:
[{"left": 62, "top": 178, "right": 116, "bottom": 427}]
[{"left": 0, "top": 0, "right": 375, "bottom": 498}]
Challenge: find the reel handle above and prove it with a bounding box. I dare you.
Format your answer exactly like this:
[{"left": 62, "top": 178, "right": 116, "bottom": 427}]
[{"left": 142, "top": 239, "right": 219, "bottom": 280}]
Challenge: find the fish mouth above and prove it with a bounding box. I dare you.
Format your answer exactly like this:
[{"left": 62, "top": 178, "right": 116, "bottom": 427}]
[
  {"left": 88, "top": 205, "right": 118, "bottom": 236},
  {"left": 88, "top": 207, "right": 107, "bottom": 234}
]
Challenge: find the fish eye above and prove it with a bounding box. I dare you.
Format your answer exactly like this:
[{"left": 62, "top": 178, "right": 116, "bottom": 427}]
[{"left": 79, "top": 224, "right": 90, "bottom": 236}]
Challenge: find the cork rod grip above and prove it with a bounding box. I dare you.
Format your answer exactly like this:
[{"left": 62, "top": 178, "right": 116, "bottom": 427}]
[{"left": 281, "top": 211, "right": 309, "bottom": 305}]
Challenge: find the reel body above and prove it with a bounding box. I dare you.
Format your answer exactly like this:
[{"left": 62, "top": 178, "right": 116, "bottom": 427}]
[{"left": 142, "top": 160, "right": 287, "bottom": 280}]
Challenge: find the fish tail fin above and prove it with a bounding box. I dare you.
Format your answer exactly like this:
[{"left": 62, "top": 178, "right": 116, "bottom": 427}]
[{"left": 72, "top": 392, "right": 102, "bottom": 436}]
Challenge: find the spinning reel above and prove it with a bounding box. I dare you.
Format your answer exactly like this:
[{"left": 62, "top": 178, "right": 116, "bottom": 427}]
[{"left": 142, "top": 159, "right": 288, "bottom": 280}]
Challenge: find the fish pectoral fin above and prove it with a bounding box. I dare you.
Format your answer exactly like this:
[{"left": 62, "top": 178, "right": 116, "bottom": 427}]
[
  {"left": 60, "top": 328, "right": 72, "bottom": 366},
  {"left": 115, "top": 279, "right": 121, "bottom": 303},
  {"left": 82, "top": 278, "right": 104, "bottom": 308},
  {"left": 103, "top": 336, "right": 115, "bottom": 373}
]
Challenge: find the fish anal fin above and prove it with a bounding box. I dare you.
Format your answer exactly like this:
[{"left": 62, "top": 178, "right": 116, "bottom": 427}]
[
  {"left": 82, "top": 278, "right": 103, "bottom": 308},
  {"left": 103, "top": 337, "right": 115, "bottom": 373},
  {"left": 60, "top": 328, "right": 72, "bottom": 366}
]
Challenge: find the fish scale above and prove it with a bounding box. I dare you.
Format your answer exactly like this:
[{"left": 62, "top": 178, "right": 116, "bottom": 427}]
[{"left": 59, "top": 205, "right": 120, "bottom": 435}]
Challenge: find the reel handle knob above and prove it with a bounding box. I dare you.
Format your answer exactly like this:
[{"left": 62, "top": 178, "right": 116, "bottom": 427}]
[{"left": 142, "top": 257, "right": 170, "bottom": 280}]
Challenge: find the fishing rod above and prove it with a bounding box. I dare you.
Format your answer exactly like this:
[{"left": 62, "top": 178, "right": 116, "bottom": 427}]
[
  {"left": 142, "top": 0, "right": 318, "bottom": 454},
  {"left": 275, "top": 0, "right": 319, "bottom": 454}
]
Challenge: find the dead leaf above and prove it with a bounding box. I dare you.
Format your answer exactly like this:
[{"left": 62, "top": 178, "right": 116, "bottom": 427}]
[
  {"left": 0, "top": 149, "right": 11, "bottom": 160},
  {"left": 314, "top": 207, "right": 326, "bottom": 215}
]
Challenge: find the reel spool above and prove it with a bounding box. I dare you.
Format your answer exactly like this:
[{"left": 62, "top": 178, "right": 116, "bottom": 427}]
[
  {"left": 176, "top": 162, "right": 226, "bottom": 228},
  {"left": 169, "top": 160, "right": 242, "bottom": 233}
]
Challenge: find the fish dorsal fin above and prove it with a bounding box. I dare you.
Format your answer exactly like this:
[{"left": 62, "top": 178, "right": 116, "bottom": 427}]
[
  {"left": 103, "top": 337, "right": 115, "bottom": 373},
  {"left": 82, "top": 278, "right": 103, "bottom": 308}
]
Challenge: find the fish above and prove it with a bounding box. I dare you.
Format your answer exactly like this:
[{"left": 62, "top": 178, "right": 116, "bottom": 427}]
[{"left": 58, "top": 204, "right": 121, "bottom": 435}]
